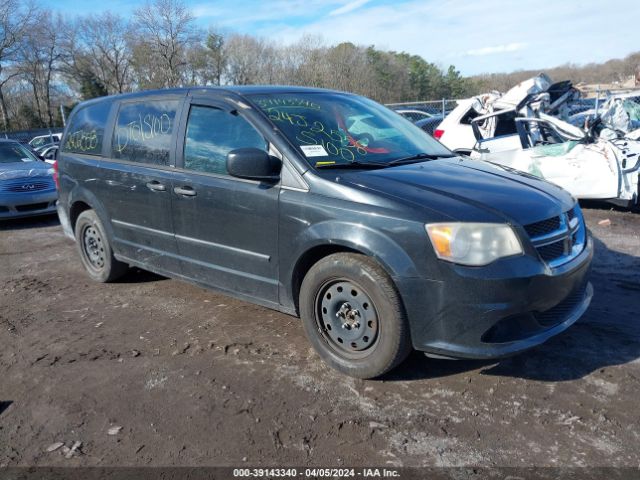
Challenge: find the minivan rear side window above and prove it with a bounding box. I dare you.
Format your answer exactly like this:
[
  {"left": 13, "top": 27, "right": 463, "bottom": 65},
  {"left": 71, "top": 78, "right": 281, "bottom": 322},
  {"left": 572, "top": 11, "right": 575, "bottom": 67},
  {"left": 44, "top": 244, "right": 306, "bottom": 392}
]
[
  {"left": 63, "top": 101, "right": 112, "bottom": 155},
  {"left": 112, "top": 99, "right": 180, "bottom": 166}
]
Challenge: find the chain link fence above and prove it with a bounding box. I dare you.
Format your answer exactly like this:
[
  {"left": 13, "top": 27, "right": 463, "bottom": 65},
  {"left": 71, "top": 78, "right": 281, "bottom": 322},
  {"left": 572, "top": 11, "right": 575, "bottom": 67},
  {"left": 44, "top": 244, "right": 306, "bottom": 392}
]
[
  {"left": 1, "top": 128, "right": 63, "bottom": 145},
  {"left": 386, "top": 99, "right": 459, "bottom": 135},
  {"left": 386, "top": 99, "right": 459, "bottom": 119}
]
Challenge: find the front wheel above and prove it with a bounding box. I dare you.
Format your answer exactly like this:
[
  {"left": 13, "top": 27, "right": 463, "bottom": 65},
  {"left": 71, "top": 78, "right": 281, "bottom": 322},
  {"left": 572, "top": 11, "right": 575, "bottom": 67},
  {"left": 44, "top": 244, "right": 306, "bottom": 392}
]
[
  {"left": 75, "top": 209, "right": 128, "bottom": 282},
  {"left": 299, "top": 253, "right": 412, "bottom": 378}
]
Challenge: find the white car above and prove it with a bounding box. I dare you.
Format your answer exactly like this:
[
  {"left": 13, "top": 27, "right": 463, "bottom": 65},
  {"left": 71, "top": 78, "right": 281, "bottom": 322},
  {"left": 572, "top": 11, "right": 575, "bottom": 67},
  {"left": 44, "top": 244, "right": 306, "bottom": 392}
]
[
  {"left": 470, "top": 114, "right": 640, "bottom": 207},
  {"left": 435, "top": 74, "right": 578, "bottom": 152},
  {"left": 28, "top": 133, "right": 62, "bottom": 150},
  {"left": 38, "top": 144, "right": 58, "bottom": 164},
  {"left": 436, "top": 75, "right": 640, "bottom": 207},
  {"left": 434, "top": 97, "right": 480, "bottom": 150}
]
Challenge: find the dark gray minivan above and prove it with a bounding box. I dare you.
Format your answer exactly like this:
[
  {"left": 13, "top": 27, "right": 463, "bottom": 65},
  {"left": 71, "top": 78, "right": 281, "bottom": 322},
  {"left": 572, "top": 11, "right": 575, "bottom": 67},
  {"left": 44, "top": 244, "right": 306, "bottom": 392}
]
[{"left": 55, "top": 86, "right": 593, "bottom": 378}]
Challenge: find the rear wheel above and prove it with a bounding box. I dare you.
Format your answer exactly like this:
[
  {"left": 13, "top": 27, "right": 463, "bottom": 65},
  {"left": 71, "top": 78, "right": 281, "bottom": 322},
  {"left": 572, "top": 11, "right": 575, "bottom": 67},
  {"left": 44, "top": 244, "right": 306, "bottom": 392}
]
[
  {"left": 75, "top": 210, "right": 128, "bottom": 282},
  {"left": 299, "top": 253, "right": 412, "bottom": 378}
]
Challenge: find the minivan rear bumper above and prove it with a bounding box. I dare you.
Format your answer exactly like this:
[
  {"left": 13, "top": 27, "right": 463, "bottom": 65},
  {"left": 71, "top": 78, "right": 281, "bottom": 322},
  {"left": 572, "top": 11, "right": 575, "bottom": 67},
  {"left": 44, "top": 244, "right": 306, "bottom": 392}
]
[
  {"left": 56, "top": 201, "right": 75, "bottom": 239},
  {"left": 399, "top": 233, "right": 594, "bottom": 359}
]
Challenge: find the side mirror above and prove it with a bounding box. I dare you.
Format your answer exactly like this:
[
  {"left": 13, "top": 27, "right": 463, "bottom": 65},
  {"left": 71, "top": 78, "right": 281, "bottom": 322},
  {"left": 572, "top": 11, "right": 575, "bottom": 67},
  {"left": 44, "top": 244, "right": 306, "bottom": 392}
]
[{"left": 226, "top": 148, "right": 281, "bottom": 181}]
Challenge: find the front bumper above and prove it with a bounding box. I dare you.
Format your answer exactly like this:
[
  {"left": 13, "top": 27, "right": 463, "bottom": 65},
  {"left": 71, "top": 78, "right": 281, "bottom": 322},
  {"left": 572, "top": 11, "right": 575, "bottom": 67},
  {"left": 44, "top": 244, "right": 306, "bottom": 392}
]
[
  {"left": 0, "top": 191, "right": 57, "bottom": 220},
  {"left": 399, "top": 233, "right": 594, "bottom": 359}
]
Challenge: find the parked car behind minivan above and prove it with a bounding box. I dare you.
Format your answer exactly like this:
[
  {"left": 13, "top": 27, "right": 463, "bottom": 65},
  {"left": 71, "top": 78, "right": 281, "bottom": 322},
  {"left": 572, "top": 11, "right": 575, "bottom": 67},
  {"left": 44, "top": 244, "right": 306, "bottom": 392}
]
[
  {"left": 0, "top": 139, "right": 57, "bottom": 219},
  {"left": 56, "top": 86, "right": 593, "bottom": 378},
  {"left": 29, "top": 132, "right": 62, "bottom": 150}
]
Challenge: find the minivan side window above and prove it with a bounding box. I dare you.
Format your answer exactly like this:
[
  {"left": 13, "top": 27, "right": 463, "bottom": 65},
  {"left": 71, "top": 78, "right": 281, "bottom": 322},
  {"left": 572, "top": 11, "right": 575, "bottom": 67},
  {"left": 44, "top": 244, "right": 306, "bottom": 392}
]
[
  {"left": 63, "top": 101, "right": 112, "bottom": 155},
  {"left": 183, "top": 105, "right": 267, "bottom": 176},
  {"left": 112, "top": 99, "right": 180, "bottom": 166}
]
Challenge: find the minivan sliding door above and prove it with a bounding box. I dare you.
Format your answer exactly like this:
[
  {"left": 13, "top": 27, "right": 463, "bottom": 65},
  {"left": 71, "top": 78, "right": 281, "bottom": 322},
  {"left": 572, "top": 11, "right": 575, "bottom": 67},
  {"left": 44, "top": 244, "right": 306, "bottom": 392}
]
[{"left": 103, "top": 96, "right": 184, "bottom": 275}]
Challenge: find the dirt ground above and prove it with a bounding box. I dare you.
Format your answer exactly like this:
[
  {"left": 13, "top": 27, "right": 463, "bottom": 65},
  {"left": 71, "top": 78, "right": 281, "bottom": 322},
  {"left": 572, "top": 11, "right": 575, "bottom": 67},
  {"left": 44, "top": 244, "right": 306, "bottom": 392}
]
[{"left": 1, "top": 205, "right": 639, "bottom": 468}]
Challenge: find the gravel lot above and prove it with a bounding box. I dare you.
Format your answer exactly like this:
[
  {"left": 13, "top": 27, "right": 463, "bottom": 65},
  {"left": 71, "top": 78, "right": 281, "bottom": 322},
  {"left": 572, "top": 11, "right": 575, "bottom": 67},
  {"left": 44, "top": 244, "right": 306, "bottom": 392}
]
[{"left": 1, "top": 206, "right": 639, "bottom": 468}]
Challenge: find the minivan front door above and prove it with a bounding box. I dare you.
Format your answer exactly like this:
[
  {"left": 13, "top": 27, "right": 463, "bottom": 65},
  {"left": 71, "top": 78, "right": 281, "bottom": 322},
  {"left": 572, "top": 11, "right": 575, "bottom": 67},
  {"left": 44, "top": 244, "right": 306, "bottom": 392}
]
[{"left": 171, "top": 99, "right": 280, "bottom": 304}]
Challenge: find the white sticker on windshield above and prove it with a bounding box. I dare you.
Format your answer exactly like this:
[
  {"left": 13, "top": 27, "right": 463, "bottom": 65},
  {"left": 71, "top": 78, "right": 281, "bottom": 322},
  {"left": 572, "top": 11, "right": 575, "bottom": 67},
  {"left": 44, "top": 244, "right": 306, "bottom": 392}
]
[{"left": 300, "top": 145, "right": 328, "bottom": 157}]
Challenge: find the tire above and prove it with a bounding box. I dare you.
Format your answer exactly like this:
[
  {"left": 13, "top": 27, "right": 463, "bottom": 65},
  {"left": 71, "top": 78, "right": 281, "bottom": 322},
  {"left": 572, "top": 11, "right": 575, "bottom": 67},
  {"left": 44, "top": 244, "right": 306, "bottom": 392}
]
[
  {"left": 74, "top": 209, "right": 128, "bottom": 282},
  {"left": 299, "top": 253, "right": 412, "bottom": 379}
]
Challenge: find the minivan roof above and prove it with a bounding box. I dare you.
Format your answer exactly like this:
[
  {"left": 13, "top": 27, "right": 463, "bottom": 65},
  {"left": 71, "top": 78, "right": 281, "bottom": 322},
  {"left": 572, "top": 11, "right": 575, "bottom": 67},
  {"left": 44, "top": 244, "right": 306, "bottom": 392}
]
[{"left": 75, "top": 85, "right": 346, "bottom": 108}]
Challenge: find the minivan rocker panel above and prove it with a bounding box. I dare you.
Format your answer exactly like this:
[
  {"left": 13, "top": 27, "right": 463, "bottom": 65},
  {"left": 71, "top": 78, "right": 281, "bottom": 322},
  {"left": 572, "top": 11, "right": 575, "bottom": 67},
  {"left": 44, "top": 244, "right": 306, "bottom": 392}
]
[{"left": 56, "top": 86, "right": 593, "bottom": 378}]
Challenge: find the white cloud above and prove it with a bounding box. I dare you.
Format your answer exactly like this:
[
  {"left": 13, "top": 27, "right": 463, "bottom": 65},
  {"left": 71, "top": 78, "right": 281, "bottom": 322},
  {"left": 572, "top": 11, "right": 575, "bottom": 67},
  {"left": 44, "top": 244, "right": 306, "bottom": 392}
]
[
  {"left": 249, "top": 0, "right": 640, "bottom": 75},
  {"left": 465, "top": 43, "right": 527, "bottom": 57},
  {"left": 191, "top": 1, "right": 341, "bottom": 24},
  {"left": 191, "top": 5, "right": 223, "bottom": 18},
  {"left": 329, "top": 0, "right": 372, "bottom": 16}
]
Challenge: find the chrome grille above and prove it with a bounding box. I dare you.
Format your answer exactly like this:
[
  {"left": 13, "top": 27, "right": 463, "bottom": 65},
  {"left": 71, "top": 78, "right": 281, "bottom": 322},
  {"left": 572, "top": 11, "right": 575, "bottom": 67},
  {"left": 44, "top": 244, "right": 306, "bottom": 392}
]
[
  {"left": 0, "top": 178, "right": 54, "bottom": 193},
  {"left": 524, "top": 206, "right": 586, "bottom": 268}
]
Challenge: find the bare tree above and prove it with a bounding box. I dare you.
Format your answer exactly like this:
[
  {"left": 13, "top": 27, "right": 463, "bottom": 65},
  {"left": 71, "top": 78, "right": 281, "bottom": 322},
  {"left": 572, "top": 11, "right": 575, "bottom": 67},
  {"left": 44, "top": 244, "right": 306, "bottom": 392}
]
[
  {"left": 181, "top": 30, "right": 227, "bottom": 87},
  {"left": 0, "top": 0, "right": 36, "bottom": 130},
  {"left": 132, "top": 0, "right": 197, "bottom": 88},
  {"left": 224, "top": 34, "right": 274, "bottom": 85},
  {"left": 76, "top": 12, "right": 132, "bottom": 94},
  {"left": 18, "top": 10, "right": 64, "bottom": 127}
]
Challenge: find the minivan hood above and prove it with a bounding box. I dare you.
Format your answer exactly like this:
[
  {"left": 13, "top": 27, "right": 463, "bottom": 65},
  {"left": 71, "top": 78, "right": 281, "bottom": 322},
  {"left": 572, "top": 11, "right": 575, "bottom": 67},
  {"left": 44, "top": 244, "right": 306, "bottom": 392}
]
[{"left": 335, "top": 157, "right": 574, "bottom": 225}]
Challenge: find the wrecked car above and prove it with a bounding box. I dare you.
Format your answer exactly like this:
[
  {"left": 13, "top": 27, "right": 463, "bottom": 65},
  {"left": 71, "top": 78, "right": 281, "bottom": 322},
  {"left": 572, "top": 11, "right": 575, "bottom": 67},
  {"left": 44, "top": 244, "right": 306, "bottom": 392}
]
[
  {"left": 469, "top": 110, "right": 640, "bottom": 207},
  {"left": 435, "top": 74, "right": 583, "bottom": 151},
  {"left": 436, "top": 75, "right": 640, "bottom": 207}
]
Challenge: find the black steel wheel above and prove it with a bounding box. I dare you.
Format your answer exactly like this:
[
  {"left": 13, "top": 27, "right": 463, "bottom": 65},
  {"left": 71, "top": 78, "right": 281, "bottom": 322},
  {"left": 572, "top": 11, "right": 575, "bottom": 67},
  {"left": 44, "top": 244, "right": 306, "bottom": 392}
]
[
  {"left": 300, "top": 253, "right": 412, "bottom": 378},
  {"left": 75, "top": 209, "right": 128, "bottom": 282},
  {"left": 316, "top": 279, "right": 379, "bottom": 358},
  {"left": 82, "top": 223, "right": 106, "bottom": 270}
]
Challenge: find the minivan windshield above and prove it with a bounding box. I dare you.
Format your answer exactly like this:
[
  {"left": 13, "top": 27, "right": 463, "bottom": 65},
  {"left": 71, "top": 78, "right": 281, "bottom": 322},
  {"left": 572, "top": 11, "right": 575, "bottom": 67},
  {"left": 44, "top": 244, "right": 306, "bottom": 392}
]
[
  {"left": 0, "top": 143, "right": 39, "bottom": 164},
  {"left": 249, "top": 92, "right": 453, "bottom": 168}
]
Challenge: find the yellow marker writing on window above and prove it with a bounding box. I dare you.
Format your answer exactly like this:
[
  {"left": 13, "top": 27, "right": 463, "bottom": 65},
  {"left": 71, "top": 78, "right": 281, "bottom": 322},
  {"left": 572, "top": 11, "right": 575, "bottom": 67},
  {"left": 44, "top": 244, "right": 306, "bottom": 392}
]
[{"left": 315, "top": 161, "right": 336, "bottom": 166}]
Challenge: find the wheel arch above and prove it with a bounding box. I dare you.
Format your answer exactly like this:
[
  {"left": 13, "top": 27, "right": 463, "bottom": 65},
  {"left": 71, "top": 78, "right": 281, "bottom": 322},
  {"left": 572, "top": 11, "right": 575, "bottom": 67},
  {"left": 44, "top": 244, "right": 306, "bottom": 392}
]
[
  {"left": 67, "top": 188, "right": 116, "bottom": 245},
  {"left": 69, "top": 201, "right": 92, "bottom": 233},
  {"left": 286, "top": 222, "right": 420, "bottom": 315}
]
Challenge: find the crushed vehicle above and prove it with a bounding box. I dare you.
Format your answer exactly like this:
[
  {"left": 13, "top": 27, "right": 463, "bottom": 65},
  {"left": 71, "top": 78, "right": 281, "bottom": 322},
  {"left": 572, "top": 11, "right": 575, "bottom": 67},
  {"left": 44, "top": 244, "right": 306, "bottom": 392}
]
[
  {"left": 589, "top": 92, "right": 640, "bottom": 138},
  {"left": 435, "top": 75, "right": 640, "bottom": 207}
]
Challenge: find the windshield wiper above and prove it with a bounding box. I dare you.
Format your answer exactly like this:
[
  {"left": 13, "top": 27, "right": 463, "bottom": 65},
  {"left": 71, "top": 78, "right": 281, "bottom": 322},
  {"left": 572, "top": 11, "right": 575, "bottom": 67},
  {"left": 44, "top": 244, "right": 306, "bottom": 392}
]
[
  {"left": 315, "top": 160, "right": 388, "bottom": 169},
  {"left": 386, "top": 153, "right": 455, "bottom": 166}
]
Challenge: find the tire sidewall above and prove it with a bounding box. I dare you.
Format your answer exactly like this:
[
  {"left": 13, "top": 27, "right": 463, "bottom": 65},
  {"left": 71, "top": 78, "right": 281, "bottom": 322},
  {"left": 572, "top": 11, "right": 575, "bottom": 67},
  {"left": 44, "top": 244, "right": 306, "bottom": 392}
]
[{"left": 300, "top": 254, "right": 409, "bottom": 378}]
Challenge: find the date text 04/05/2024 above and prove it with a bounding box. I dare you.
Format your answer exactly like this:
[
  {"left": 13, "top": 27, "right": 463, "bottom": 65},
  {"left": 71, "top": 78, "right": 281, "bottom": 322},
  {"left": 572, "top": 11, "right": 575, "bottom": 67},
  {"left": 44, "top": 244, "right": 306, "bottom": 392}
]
[{"left": 232, "top": 468, "right": 400, "bottom": 478}]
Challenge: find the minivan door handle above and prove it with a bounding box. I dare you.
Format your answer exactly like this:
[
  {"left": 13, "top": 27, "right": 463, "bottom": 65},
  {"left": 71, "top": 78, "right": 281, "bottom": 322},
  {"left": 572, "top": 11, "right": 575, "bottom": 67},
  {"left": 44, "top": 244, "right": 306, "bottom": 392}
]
[
  {"left": 174, "top": 186, "right": 197, "bottom": 197},
  {"left": 146, "top": 181, "right": 166, "bottom": 192}
]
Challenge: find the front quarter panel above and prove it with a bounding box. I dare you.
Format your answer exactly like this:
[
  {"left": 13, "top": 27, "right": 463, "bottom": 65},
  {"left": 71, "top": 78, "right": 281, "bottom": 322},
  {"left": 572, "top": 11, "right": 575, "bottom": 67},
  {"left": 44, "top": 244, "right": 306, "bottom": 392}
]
[{"left": 278, "top": 188, "right": 432, "bottom": 311}]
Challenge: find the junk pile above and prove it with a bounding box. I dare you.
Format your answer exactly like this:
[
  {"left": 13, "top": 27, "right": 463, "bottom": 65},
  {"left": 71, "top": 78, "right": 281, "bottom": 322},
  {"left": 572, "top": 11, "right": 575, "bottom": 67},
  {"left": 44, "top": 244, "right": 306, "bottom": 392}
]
[{"left": 437, "top": 74, "right": 640, "bottom": 207}]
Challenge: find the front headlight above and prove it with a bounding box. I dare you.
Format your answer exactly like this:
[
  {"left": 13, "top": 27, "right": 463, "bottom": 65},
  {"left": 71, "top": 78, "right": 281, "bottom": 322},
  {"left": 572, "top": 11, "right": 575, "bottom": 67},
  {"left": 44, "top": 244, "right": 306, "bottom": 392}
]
[{"left": 425, "top": 223, "right": 523, "bottom": 266}]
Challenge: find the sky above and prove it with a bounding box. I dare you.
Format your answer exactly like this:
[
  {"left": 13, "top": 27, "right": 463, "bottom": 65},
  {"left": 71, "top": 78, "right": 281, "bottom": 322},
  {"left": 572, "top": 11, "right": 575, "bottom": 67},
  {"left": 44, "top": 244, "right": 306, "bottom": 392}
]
[{"left": 43, "top": 0, "right": 639, "bottom": 76}]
